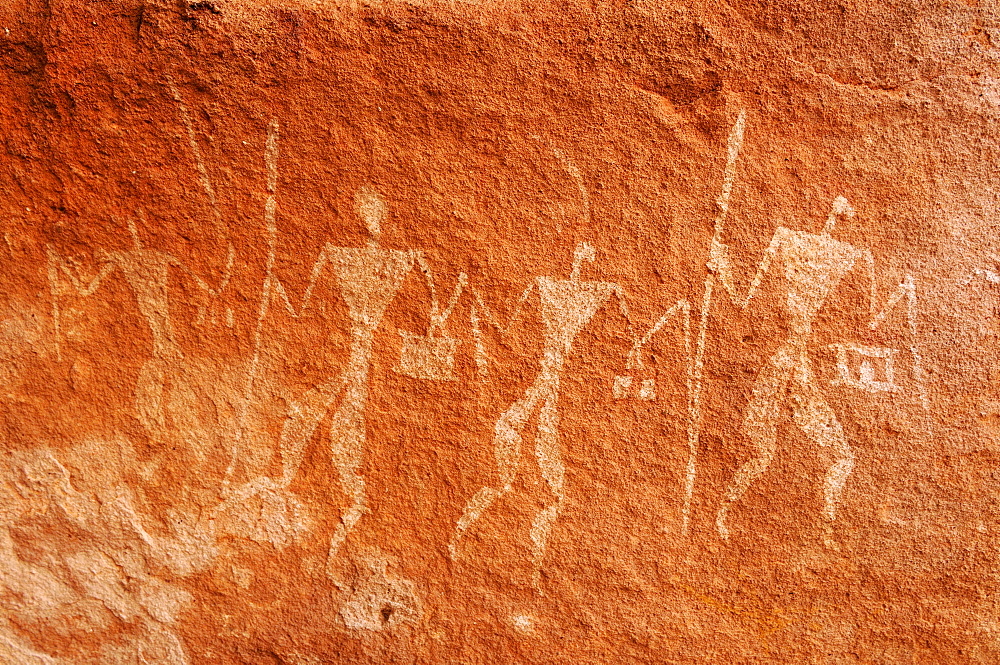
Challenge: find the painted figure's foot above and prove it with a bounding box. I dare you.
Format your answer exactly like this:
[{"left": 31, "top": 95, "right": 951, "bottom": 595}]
[{"left": 716, "top": 506, "right": 731, "bottom": 541}]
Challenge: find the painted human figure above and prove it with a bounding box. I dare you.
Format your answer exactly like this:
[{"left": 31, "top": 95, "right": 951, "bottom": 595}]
[
  {"left": 47, "top": 216, "right": 221, "bottom": 438},
  {"left": 451, "top": 242, "right": 625, "bottom": 591},
  {"left": 708, "top": 196, "right": 864, "bottom": 540},
  {"left": 272, "top": 186, "right": 431, "bottom": 568}
]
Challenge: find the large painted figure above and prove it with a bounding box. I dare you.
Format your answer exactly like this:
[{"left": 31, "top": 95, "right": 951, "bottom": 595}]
[
  {"left": 451, "top": 242, "right": 626, "bottom": 591},
  {"left": 708, "top": 196, "right": 864, "bottom": 540},
  {"left": 274, "top": 186, "right": 417, "bottom": 566}
]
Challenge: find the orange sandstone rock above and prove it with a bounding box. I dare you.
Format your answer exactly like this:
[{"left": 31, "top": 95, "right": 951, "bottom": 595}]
[{"left": 2, "top": 0, "right": 1000, "bottom": 662}]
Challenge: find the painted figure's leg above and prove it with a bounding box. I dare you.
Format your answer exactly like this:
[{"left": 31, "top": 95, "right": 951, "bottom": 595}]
[
  {"left": 450, "top": 386, "right": 540, "bottom": 560},
  {"left": 278, "top": 373, "right": 346, "bottom": 487},
  {"left": 790, "top": 370, "right": 854, "bottom": 522},
  {"left": 328, "top": 381, "right": 368, "bottom": 564},
  {"left": 530, "top": 384, "right": 564, "bottom": 592},
  {"left": 716, "top": 352, "right": 790, "bottom": 540}
]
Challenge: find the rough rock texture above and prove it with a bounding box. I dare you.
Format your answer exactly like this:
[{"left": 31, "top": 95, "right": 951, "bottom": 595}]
[{"left": 2, "top": 0, "right": 1000, "bottom": 662}]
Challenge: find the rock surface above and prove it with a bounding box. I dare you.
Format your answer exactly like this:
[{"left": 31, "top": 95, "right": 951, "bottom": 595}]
[{"left": 2, "top": 0, "right": 1000, "bottom": 662}]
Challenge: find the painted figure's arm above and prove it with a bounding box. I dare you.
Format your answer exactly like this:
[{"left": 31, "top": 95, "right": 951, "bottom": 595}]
[
  {"left": 169, "top": 254, "right": 214, "bottom": 296},
  {"left": 708, "top": 229, "right": 782, "bottom": 310},
  {"left": 436, "top": 272, "right": 469, "bottom": 335},
  {"left": 741, "top": 231, "right": 783, "bottom": 308},
  {"left": 626, "top": 299, "right": 691, "bottom": 370},
  {"left": 47, "top": 246, "right": 116, "bottom": 297},
  {"left": 468, "top": 279, "right": 535, "bottom": 337},
  {"left": 414, "top": 251, "right": 468, "bottom": 336},
  {"left": 165, "top": 240, "right": 235, "bottom": 299},
  {"left": 286, "top": 243, "right": 330, "bottom": 316},
  {"left": 215, "top": 243, "right": 236, "bottom": 295}
]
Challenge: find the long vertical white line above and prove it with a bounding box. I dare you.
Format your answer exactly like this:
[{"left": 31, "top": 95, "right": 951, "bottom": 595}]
[
  {"left": 682, "top": 112, "right": 747, "bottom": 537},
  {"left": 221, "top": 120, "right": 280, "bottom": 495}
]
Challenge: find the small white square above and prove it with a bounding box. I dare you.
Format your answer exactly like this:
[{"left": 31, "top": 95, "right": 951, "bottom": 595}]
[
  {"left": 612, "top": 375, "right": 632, "bottom": 399},
  {"left": 638, "top": 379, "right": 656, "bottom": 401}
]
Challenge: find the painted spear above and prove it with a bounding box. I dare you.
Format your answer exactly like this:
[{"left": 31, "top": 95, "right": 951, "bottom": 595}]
[{"left": 682, "top": 111, "right": 746, "bottom": 537}]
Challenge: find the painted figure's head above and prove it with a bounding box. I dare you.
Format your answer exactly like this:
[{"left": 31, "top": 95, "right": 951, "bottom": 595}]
[
  {"left": 121, "top": 213, "right": 143, "bottom": 250},
  {"left": 355, "top": 185, "right": 387, "bottom": 240},
  {"left": 570, "top": 241, "right": 596, "bottom": 280},
  {"left": 823, "top": 195, "right": 855, "bottom": 234}
]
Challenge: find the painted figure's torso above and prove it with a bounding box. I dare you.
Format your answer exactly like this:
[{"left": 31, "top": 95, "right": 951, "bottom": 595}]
[
  {"left": 776, "top": 228, "right": 862, "bottom": 340},
  {"left": 537, "top": 277, "right": 615, "bottom": 377},
  {"left": 325, "top": 246, "right": 415, "bottom": 375}
]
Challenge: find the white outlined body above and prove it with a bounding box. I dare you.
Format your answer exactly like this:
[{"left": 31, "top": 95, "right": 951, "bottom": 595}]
[
  {"left": 709, "top": 196, "right": 864, "bottom": 540},
  {"left": 450, "top": 242, "right": 628, "bottom": 592}
]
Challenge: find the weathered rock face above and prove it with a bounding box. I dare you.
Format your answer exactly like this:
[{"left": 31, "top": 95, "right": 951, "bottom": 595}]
[{"left": 2, "top": 0, "right": 1000, "bottom": 662}]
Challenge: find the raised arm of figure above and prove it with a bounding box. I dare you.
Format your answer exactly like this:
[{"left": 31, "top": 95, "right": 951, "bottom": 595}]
[
  {"left": 162, "top": 242, "right": 235, "bottom": 302},
  {"left": 210, "top": 242, "right": 236, "bottom": 296},
  {"left": 166, "top": 70, "right": 235, "bottom": 299},
  {"left": 47, "top": 246, "right": 117, "bottom": 297},
  {"left": 468, "top": 279, "right": 536, "bottom": 338},
  {"left": 708, "top": 228, "right": 783, "bottom": 310}
]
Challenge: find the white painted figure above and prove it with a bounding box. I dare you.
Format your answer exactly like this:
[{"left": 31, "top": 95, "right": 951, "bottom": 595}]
[
  {"left": 708, "top": 195, "right": 864, "bottom": 541},
  {"left": 277, "top": 186, "right": 415, "bottom": 568},
  {"left": 224, "top": 184, "right": 456, "bottom": 571},
  {"left": 450, "top": 242, "right": 628, "bottom": 592},
  {"left": 46, "top": 214, "right": 224, "bottom": 439},
  {"left": 45, "top": 73, "right": 235, "bottom": 442}
]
